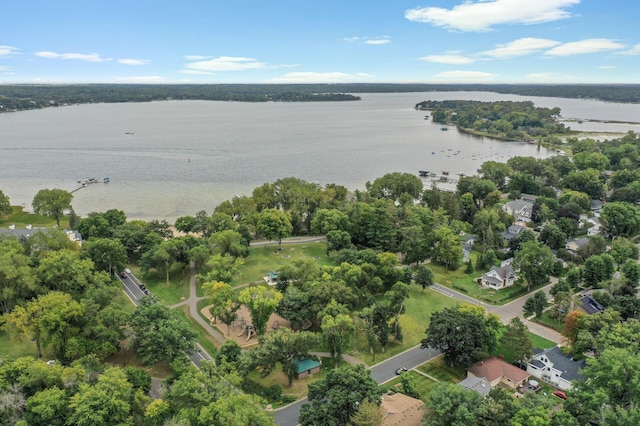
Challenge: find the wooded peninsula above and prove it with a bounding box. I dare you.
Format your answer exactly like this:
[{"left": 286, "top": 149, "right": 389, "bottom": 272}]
[{"left": 2, "top": 83, "right": 640, "bottom": 113}]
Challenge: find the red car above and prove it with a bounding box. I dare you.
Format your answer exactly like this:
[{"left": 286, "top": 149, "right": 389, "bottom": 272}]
[
  {"left": 120, "top": 271, "right": 128, "bottom": 279},
  {"left": 553, "top": 390, "right": 567, "bottom": 400}
]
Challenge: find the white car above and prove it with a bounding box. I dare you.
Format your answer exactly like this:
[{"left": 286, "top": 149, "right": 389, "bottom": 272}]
[{"left": 125, "top": 268, "right": 131, "bottom": 274}]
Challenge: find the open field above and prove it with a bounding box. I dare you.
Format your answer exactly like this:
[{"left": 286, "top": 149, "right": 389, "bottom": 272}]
[
  {"left": 492, "top": 328, "right": 558, "bottom": 363},
  {"left": 141, "top": 265, "right": 191, "bottom": 305},
  {"left": 230, "top": 242, "right": 331, "bottom": 287},
  {"left": 0, "top": 206, "right": 67, "bottom": 228},
  {"left": 532, "top": 311, "right": 564, "bottom": 332},
  {"left": 417, "top": 355, "right": 466, "bottom": 383},
  {"left": 352, "top": 285, "right": 470, "bottom": 365}
]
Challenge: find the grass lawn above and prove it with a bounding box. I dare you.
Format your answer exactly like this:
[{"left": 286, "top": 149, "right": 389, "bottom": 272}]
[
  {"left": 416, "top": 355, "right": 466, "bottom": 383},
  {"left": 243, "top": 357, "right": 342, "bottom": 403},
  {"left": 0, "top": 206, "right": 68, "bottom": 228},
  {"left": 173, "top": 305, "right": 220, "bottom": 355},
  {"left": 351, "top": 285, "right": 470, "bottom": 365},
  {"left": 0, "top": 331, "right": 49, "bottom": 361},
  {"left": 382, "top": 371, "right": 438, "bottom": 402},
  {"left": 140, "top": 264, "right": 191, "bottom": 305},
  {"left": 492, "top": 328, "right": 558, "bottom": 363},
  {"left": 104, "top": 338, "right": 174, "bottom": 379},
  {"left": 230, "top": 242, "right": 331, "bottom": 287},
  {"left": 532, "top": 311, "right": 564, "bottom": 332}
]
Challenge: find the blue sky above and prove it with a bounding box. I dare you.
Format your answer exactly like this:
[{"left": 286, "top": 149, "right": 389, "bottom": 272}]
[{"left": 1, "top": 0, "right": 639, "bottom": 84}]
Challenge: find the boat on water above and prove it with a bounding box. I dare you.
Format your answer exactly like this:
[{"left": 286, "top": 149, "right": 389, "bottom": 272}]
[
  {"left": 418, "top": 170, "right": 429, "bottom": 177},
  {"left": 440, "top": 127, "right": 449, "bottom": 131},
  {"left": 442, "top": 171, "right": 450, "bottom": 175}
]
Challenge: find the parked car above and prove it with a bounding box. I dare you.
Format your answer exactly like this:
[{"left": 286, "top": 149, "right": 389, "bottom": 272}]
[
  {"left": 395, "top": 367, "right": 408, "bottom": 375},
  {"left": 553, "top": 390, "right": 567, "bottom": 400},
  {"left": 139, "top": 284, "right": 146, "bottom": 290}
]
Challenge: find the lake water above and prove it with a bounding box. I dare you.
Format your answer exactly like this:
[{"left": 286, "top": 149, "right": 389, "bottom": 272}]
[{"left": 1, "top": 91, "right": 638, "bottom": 221}]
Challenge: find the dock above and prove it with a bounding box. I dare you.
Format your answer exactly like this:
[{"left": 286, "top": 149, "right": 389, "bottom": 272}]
[{"left": 71, "top": 177, "right": 110, "bottom": 193}]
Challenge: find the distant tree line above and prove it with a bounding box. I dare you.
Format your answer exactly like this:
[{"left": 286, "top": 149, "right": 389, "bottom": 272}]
[{"left": 2, "top": 83, "right": 640, "bottom": 113}]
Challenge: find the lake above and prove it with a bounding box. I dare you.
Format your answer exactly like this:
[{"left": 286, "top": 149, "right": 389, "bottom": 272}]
[{"left": 1, "top": 91, "right": 638, "bottom": 221}]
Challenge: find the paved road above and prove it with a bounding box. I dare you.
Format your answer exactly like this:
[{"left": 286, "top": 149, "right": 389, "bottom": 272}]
[
  {"left": 274, "top": 345, "right": 442, "bottom": 426},
  {"left": 118, "top": 270, "right": 215, "bottom": 368}
]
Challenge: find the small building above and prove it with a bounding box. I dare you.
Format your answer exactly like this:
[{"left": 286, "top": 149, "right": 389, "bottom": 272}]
[
  {"left": 264, "top": 271, "right": 279, "bottom": 286},
  {"left": 292, "top": 358, "right": 321, "bottom": 379},
  {"left": 458, "top": 376, "right": 491, "bottom": 397},
  {"left": 481, "top": 265, "right": 516, "bottom": 290},
  {"left": 380, "top": 392, "right": 425, "bottom": 426},
  {"left": 468, "top": 356, "right": 530, "bottom": 390},
  {"left": 526, "top": 346, "right": 585, "bottom": 391}
]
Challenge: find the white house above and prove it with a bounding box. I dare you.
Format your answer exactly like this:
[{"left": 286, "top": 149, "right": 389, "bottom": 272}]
[
  {"left": 481, "top": 265, "right": 516, "bottom": 290},
  {"left": 526, "top": 346, "right": 585, "bottom": 391}
]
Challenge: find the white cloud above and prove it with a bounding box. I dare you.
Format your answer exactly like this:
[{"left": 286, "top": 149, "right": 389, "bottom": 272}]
[
  {"left": 0, "top": 45, "right": 18, "bottom": 57},
  {"left": 545, "top": 38, "right": 624, "bottom": 56},
  {"left": 35, "top": 51, "right": 110, "bottom": 62},
  {"left": 419, "top": 53, "right": 474, "bottom": 64},
  {"left": 405, "top": 0, "right": 580, "bottom": 32},
  {"left": 478, "top": 37, "right": 561, "bottom": 58},
  {"left": 432, "top": 70, "right": 496, "bottom": 82},
  {"left": 185, "top": 56, "right": 267, "bottom": 72},
  {"left": 179, "top": 69, "right": 216, "bottom": 75},
  {"left": 269, "top": 72, "right": 370, "bottom": 83},
  {"left": 526, "top": 72, "right": 562, "bottom": 81},
  {"left": 110, "top": 76, "right": 168, "bottom": 84},
  {"left": 615, "top": 43, "right": 640, "bottom": 56},
  {"left": 183, "top": 55, "right": 211, "bottom": 61},
  {"left": 345, "top": 36, "right": 391, "bottom": 45},
  {"left": 118, "top": 58, "right": 150, "bottom": 66},
  {"left": 598, "top": 65, "right": 616, "bottom": 69}
]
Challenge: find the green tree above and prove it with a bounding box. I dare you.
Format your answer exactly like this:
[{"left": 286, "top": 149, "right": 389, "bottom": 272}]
[
  {"left": 479, "top": 161, "right": 513, "bottom": 190},
  {"left": 84, "top": 238, "right": 127, "bottom": 276},
  {"left": 31, "top": 188, "right": 73, "bottom": 226},
  {"left": 582, "top": 253, "right": 615, "bottom": 287},
  {"left": 413, "top": 264, "right": 434, "bottom": 291},
  {"left": 256, "top": 209, "right": 293, "bottom": 250},
  {"left": 299, "top": 364, "right": 382, "bottom": 426},
  {"left": 249, "top": 328, "right": 319, "bottom": 386},
  {"left": 523, "top": 291, "right": 547, "bottom": 317},
  {"left": 198, "top": 393, "right": 274, "bottom": 426},
  {"left": 67, "top": 367, "right": 133, "bottom": 426},
  {"left": 326, "top": 230, "right": 353, "bottom": 255},
  {"left": 366, "top": 172, "right": 423, "bottom": 202},
  {"left": 500, "top": 317, "right": 533, "bottom": 365},
  {"left": 349, "top": 400, "right": 383, "bottom": 426},
  {"left": 237, "top": 286, "right": 283, "bottom": 335},
  {"left": 0, "top": 238, "right": 38, "bottom": 314},
  {"left": 421, "top": 305, "right": 500, "bottom": 368},
  {"left": 0, "top": 190, "right": 11, "bottom": 216},
  {"left": 399, "top": 225, "right": 431, "bottom": 266},
  {"left": 600, "top": 201, "right": 640, "bottom": 238},
  {"left": 24, "top": 386, "right": 68, "bottom": 426},
  {"left": 427, "top": 382, "right": 482, "bottom": 426},
  {"left": 210, "top": 229, "right": 248, "bottom": 258},
  {"left": 511, "top": 406, "right": 551, "bottom": 426},
  {"left": 130, "top": 297, "right": 197, "bottom": 365},
  {"left": 514, "top": 239, "right": 554, "bottom": 292},
  {"left": 310, "top": 208, "right": 350, "bottom": 235},
  {"left": 203, "top": 281, "right": 240, "bottom": 335},
  {"left": 321, "top": 312, "right": 355, "bottom": 367},
  {"left": 432, "top": 226, "right": 463, "bottom": 270}
]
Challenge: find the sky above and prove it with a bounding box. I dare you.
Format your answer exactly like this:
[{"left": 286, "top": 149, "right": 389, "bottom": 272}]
[{"left": 1, "top": 0, "right": 639, "bottom": 85}]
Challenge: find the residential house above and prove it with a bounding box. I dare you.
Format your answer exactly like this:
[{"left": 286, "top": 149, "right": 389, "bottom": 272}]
[
  {"left": 292, "top": 358, "right": 321, "bottom": 379},
  {"left": 502, "top": 199, "right": 534, "bottom": 222},
  {"left": 458, "top": 376, "right": 491, "bottom": 397},
  {"left": 590, "top": 199, "right": 604, "bottom": 213},
  {"left": 564, "top": 237, "right": 590, "bottom": 255},
  {"left": 380, "top": 392, "right": 425, "bottom": 426},
  {"left": 0, "top": 226, "right": 83, "bottom": 246},
  {"left": 580, "top": 294, "right": 605, "bottom": 315},
  {"left": 526, "top": 346, "right": 585, "bottom": 391},
  {"left": 481, "top": 265, "right": 516, "bottom": 290},
  {"left": 462, "top": 234, "right": 477, "bottom": 262},
  {"left": 467, "top": 356, "right": 530, "bottom": 390},
  {"left": 501, "top": 224, "right": 527, "bottom": 241}
]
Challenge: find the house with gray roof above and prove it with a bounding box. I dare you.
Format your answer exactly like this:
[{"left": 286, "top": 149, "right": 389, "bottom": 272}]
[
  {"left": 501, "top": 224, "right": 527, "bottom": 241},
  {"left": 564, "top": 237, "right": 590, "bottom": 255},
  {"left": 458, "top": 376, "right": 491, "bottom": 397},
  {"left": 526, "top": 346, "right": 585, "bottom": 391},
  {"left": 480, "top": 265, "right": 516, "bottom": 290},
  {"left": 502, "top": 199, "right": 534, "bottom": 222}
]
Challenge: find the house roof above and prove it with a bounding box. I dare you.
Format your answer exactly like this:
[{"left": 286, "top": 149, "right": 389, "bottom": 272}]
[
  {"left": 580, "top": 294, "right": 605, "bottom": 315},
  {"left": 380, "top": 393, "right": 425, "bottom": 426},
  {"left": 292, "top": 358, "right": 320, "bottom": 373},
  {"left": 469, "top": 356, "right": 530, "bottom": 384},
  {"left": 534, "top": 347, "right": 585, "bottom": 382},
  {"left": 483, "top": 265, "right": 515, "bottom": 281},
  {"left": 458, "top": 376, "right": 491, "bottom": 397}
]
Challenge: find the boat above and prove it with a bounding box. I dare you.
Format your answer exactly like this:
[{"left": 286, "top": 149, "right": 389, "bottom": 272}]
[
  {"left": 442, "top": 171, "right": 449, "bottom": 175},
  {"left": 432, "top": 151, "right": 435, "bottom": 155},
  {"left": 418, "top": 170, "right": 429, "bottom": 177},
  {"left": 102, "top": 177, "right": 110, "bottom": 183},
  {"left": 440, "top": 127, "right": 449, "bottom": 131}
]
